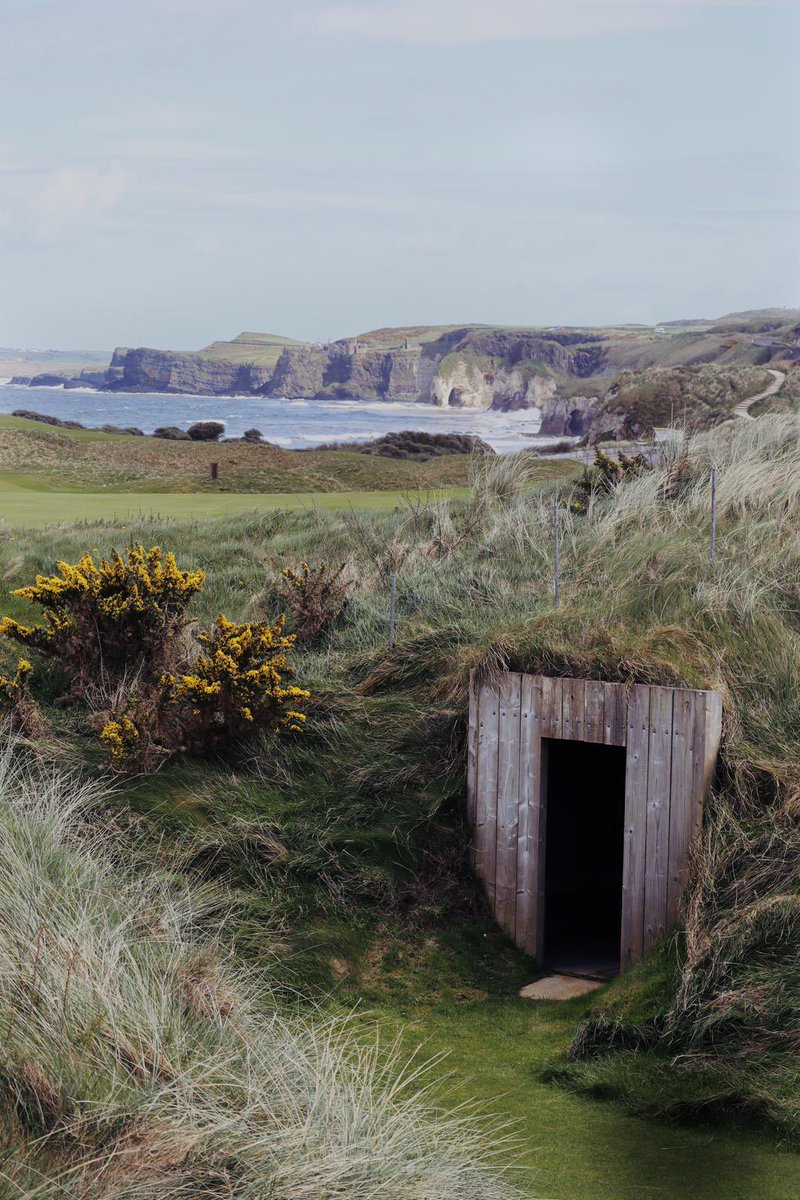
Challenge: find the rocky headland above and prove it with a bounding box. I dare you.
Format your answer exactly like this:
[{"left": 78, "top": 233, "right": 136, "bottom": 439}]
[{"left": 9, "top": 311, "right": 799, "bottom": 441}]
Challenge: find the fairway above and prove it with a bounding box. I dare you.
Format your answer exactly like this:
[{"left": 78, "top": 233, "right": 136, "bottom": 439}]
[{"left": 0, "top": 487, "right": 468, "bottom": 527}]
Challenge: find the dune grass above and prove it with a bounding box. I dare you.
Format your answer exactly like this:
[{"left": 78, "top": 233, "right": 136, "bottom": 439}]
[{"left": 0, "top": 742, "right": 514, "bottom": 1199}]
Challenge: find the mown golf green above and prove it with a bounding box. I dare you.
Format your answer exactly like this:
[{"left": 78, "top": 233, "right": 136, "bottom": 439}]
[{"left": 0, "top": 487, "right": 468, "bottom": 526}]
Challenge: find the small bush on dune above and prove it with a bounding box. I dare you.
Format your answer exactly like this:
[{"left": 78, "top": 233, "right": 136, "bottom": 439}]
[
  {"left": 0, "top": 658, "right": 48, "bottom": 739},
  {"left": 0, "top": 546, "right": 204, "bottom": 698},
  {"left": 279, "top": 560, "right": 352, "bottom": 643},
  {"left": 570, "top": 448, "right": 651, "bottom": 514},
  {"left": 187, "top": 420, "right": 225, "bottom": 442},
  {"left": 0, "top": 546, "right": 309, "bottom": 771},
  {"left": 164, "top": 614, "right": 308, "bottom": 752}
]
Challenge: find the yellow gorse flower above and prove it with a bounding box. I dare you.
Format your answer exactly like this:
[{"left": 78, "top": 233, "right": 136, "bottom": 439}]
[
  {"left": 0, "top": 659, "right": 34, "bottom": 705},
  {"left": 164, "top": 614, "right": 309, "bottom": 737},
  {"left": 0, "top": 545, "right": 206, "bottom": 658}
]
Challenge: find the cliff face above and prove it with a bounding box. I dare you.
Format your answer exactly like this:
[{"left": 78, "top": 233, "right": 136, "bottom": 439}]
[
  {"left": 107, "top": 348, "right": 273, "bottom": 395},
  {"left": 11, "top": 321, "right": 789, "bottom": 443},
  {"left": 92, "top": 329, "right": 611, "bottom": 409}
]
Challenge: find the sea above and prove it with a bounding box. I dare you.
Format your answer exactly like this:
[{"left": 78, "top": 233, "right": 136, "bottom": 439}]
[{"left": 0, "top": 382, "right": 560, "bottom": 455}]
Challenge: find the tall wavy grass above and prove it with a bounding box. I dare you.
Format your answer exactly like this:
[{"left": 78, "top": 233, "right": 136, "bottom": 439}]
[{"left": 0, "top": 740, "right": 515, "bottom": 1199}]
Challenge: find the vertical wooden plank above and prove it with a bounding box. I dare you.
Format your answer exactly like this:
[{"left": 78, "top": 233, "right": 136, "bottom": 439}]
[
  {"left": 539, "top": 675, "right": 563, "bottom": 739},
  {"left": 604, "top": 683, "right": 628, "bottom": 746},
  {"left": 583, "top": 679, "right": 606, "bottom": 744},
  {"left": 621, "top": 685, "right": 650, "bottom": 968},
  {"left": 561, "top": 678, "right": 586, "bottom": 741},
  {"left": 696, "top": 690, "right": 723, "bottom": 838},
  {"left": 494, "top": 674, "right": 522, "bottom": 937},
  {"left": 515, "top": 675, "right": 542, "bottom": 955},
  {"left": 466, "top": 670, "right": 479, "bottom": 831},
  {"left": 666, "top": 689, "right": 696, "bottom": 928},
  {"left": 474, "top": 681, "right": 500, "bottom": 909},
  {"left": 643, "top": 686, "right": 674, "bottom": 950}
]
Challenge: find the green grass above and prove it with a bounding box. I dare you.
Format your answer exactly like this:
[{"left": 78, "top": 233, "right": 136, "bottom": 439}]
[
  {"left": 0, "top": 412, "right": 579, "bottom": 496},
  {"left": 0, "top": 412, "right": 126, "bottom": 441},
  {"left": 403, "top": 1001, "right": 800, "bottom": 1200},
  {"left": 0, "top": 487, "right": 469, "bottom": 525}
]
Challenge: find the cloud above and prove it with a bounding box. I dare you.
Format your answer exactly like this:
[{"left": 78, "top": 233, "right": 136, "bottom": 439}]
[
  {"left": 299, "top": 0, "right": 789, "bottom": 46},
  {"left": 32, "top": 162, "right": 133, "bottom": 240}
]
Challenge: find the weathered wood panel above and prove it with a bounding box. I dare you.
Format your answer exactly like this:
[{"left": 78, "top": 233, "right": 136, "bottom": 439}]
[
  {"left": 515, "top": 674, "right": 541, "bottom": 955},
  {"left": 621, "top": 685, "right": 650, "bottom": 968},
  {"left": 494, "top": 674, "right": 522, "bottom": 937},
  {"left": 666, "top": 688, "right": 698, "bottom": 928},
  {"left": 466, "top": 671, "right": 479, "bottom": 835},
  {"left": 473, "top": 682, "right": 500, "bottom": 906},
  {"left": 583, "top": 679, "right": 606, "bottom": 744},
  {"left": 539, "top": 674, "right": 562, "bottom": 739},
  {"left": 643, "top": 687, "right": 675, "bottom": 946},
  {"left": 467, "top": 674, "right": 722, "bottom": 970},
  {"left": 561, "top": 677, "right": 585, "bottom": 741},
  {"left": 604, "top": 683, "right": 628, "bottom": 747}
]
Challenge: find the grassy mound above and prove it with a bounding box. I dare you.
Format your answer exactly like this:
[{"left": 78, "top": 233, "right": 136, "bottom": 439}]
[{"left": 0, "top": 413, "right": 798, "bottom": 1173}]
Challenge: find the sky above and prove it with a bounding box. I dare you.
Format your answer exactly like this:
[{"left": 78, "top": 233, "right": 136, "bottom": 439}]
[{"left": 1, "top": 0, "right": 798, "bottom": 350}]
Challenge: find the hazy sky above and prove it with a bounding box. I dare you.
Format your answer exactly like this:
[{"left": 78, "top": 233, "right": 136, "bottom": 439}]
[{"left": 2, "top": 0, "right": 798, "bottom": 349}]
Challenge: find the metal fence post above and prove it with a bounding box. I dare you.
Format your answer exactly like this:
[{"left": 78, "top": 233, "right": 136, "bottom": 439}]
[
  {"left": 710, "top": 467, "right": 718, "bottom": 565},
  {"left": 553, "top": 502, "right": 560, "bottom": 607},
  {"left": 389, "top": 572, "right": 397, "bottom": 648}
]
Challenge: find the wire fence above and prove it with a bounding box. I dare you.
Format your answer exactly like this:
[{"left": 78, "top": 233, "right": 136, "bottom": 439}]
[{"left": 382, "top": 467, "right": 721, "bottom": 648}]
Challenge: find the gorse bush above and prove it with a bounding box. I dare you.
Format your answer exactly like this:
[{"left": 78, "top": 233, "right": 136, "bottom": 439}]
[
  {"left": 279, "top": 560, "right": 352, "bottom": 643},
  {"left": 165, "top": 614, "right": 309, "bottom": 752},
  {"left": 0, "top": 658, "right": 47, "bottom": 739},
  {"left": 570, "top": 448, "right": 651, "bottom": 514},
  {"left": 0, "top": 742, "right": 513, "bottom": 1199},
  {"left": 0, "top": 546, "right": 308, "bottom": 770},
  {"left": 0, "top": 545, "right": 204, "bottom": 697}
]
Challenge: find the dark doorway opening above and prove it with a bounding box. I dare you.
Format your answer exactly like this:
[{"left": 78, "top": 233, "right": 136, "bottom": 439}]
[{"left": 543, "top": 738, "right": 626, "bottom": 978}]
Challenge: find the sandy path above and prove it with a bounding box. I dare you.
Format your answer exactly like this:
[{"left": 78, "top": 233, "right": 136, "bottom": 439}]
[{"left": 733, "top": 368, "right": 786, "bottom": 419}]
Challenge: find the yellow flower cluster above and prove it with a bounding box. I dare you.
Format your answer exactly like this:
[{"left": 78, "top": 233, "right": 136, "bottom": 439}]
[
  {"left": 165, "top": 614, "right": 309, "bottom": 735},
  {"left": 0, "top": 659, "right": 32, "bottom": 704},
  {"left": 0, "top": 545, "right": 206, "bottom": 662},
  {"left": 10, "top": 545, "right": 205, "bottom": 617},
  {"left": 282, "top": 561, "right": 311, "bottom": 591},
  {"left": 100, "top": 716, "right": 141, "bottom": 761}
]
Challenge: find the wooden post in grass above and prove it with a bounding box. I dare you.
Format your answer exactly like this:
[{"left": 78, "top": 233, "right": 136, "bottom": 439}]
[
  {"left": 553, "top": 501, "right": 560, "bottom": 607},
  {"left": 710, "top": 467, "right": 718, "bottom": 565},
  {"left": 389, "top": 572, "right": 397, "bottom": 649},
  {"left": 210, "top": 462, "right": 219, "bottom": 481}
]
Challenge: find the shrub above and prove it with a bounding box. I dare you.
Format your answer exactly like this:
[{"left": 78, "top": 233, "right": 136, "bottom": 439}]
[
  {"left": 570, "top": 448, "right": 651, "bottom": 513},
  {"left": 188, "top": 420, "right": 225, "bottom": 442},
  {"left": 164, "top": 615, "right": 309, "bottom": 753},
  {"left": 0, "top": 659, "right": 48, "bottom": 738},
  {"left": 0, "top": 546, "right": 205, "bottom": 699},
  {"left": 279, "top": 561, "right": 352, "bottom": 643},
  {"left": 243, "top": 427, "right": 263, "bottom": 442},
  {"left": 152, "top": 425, "right": 191, "bottom": 440}
]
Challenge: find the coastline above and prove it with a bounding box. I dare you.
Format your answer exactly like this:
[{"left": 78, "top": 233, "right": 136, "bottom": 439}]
[{"left": 0, "top": 380, "right": 558, "bottom": 454}]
